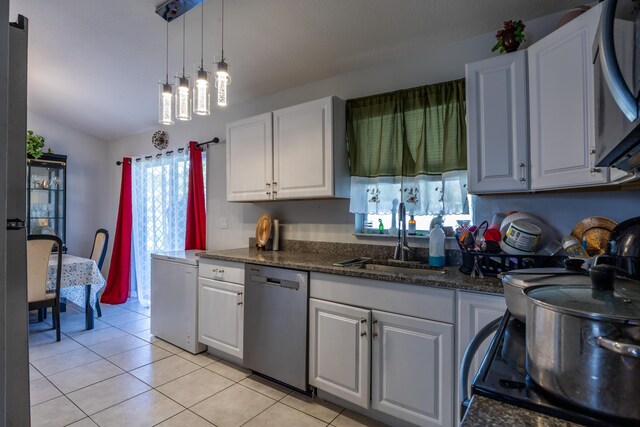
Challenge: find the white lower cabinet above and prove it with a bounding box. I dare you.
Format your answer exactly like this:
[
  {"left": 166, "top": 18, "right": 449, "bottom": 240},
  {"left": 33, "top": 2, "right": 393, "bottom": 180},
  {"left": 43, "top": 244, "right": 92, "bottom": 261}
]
[
  {"left": 371, "top": 310, "right": 454, "bottom": 427},
  {"left": 456, "top": 292, "right": 506, "bottom": 408},
  {"left": 309, "top": 298, "right": 370, "bottom": 409},
  {"left": 309, "top": 297, "right": 454, "bottom": 427},
  {"left": 198, "top": 277, "right": 244, "bottom": 360}
]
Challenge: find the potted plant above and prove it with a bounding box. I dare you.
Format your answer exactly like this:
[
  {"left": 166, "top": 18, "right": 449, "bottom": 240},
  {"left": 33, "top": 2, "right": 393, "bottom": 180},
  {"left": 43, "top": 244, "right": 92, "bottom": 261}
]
[
  {"left": 492, "top": 20, "right": 526, "bottom": 54},
  {"left": 26, "top": 130, "right": 46, "bottom": 159}
]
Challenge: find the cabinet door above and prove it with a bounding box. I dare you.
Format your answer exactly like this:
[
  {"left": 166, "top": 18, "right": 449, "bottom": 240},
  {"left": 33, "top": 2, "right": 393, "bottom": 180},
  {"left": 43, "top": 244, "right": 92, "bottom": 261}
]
[
  {"left": 456, "top": 292, "right": 506, "bottom": 404},
  {"left": 273, "top": 97, "right": 334, "bottom": 199},
  {"left": 529, "top": 4, "right": 608, "bottom": 190},
  {"left": 309, "top": 298, "right": 370, "bottom": 409},
  {"left": 198, "top": 278, "right": 244, "bottom": 359},
  {"left": 467, "top": 50, "right": 529, "bottom": 193},
  {"left": 371, "top": 310, "right": 454, "bottom": 427},
  {"left": 226, "top": 112, "right": 273, "bottom": 201}
]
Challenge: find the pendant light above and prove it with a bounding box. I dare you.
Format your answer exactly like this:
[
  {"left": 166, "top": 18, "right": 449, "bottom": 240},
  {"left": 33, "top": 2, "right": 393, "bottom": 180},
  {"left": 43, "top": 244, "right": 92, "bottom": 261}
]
[
  {"left": 214, "top": 0, "right": 231, "bottom": 107},
  {"left": 193, "top": 0, "right": 210, "bottom": 115},
  {"left": 159, "top": 20, "right": 174, "bottom": 125},
  {"left": 175, "top": 15, "right": 192, "bottom": 121}
]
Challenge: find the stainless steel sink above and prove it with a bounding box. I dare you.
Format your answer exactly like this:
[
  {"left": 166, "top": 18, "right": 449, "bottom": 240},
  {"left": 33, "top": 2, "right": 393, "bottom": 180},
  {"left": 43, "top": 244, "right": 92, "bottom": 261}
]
[{"left": 362, "top": 263, "right": 445, "bottom": 276}]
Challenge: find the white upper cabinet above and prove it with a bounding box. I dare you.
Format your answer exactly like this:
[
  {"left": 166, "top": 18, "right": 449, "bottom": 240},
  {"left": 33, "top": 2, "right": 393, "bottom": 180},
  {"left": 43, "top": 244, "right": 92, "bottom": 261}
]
[
  {"left": 226, "top": 113, "right": 273, "bottom": 201},
  {"left": 467, "top": 50, "right": 529, "bottom": 193},
  {"left": 226, "top": 96, "right": 349, "bottom": 202},
  {"left": 273, "top": 97, "right": 349, "bottom": 199},
  {"left": 528, "top": 4, "right": 608, "bottom": 190}
]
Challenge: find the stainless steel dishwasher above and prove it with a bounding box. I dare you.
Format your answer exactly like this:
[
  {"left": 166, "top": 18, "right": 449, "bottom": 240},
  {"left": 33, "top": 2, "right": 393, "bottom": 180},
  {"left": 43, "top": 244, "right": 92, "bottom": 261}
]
[{"left": 244, "top": 264, "right": 309, "bottom": 391}]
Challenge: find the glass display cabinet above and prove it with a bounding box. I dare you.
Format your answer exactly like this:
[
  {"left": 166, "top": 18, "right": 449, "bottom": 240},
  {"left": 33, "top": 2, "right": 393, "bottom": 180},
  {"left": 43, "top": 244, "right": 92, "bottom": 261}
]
[{"left": 27, "top": 153, "right": 67, "bottom": 249}]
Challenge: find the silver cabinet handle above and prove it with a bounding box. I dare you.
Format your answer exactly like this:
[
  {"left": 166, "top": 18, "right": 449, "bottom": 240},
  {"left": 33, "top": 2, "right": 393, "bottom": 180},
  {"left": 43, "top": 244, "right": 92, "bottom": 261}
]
[
  {"left": 372, "top": 319, "right": 378, "bottom": 338},
  {"left": 360, "top": 317, "right": 367, "bottom": 337},
  {"left": 597, "top": 336, "right": 640, "bottom": 358},
  {"left": 519, "top": 161, "right": 526, "bottom": 184}
]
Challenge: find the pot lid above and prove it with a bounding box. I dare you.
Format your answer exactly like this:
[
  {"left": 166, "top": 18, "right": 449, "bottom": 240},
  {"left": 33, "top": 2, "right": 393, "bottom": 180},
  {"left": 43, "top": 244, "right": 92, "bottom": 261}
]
[
  {"left": 502, "top": 268, "right": 592, "bottom": 289},
  {"left": 525, "top": 280, "right": 640, "bottom": 323}
]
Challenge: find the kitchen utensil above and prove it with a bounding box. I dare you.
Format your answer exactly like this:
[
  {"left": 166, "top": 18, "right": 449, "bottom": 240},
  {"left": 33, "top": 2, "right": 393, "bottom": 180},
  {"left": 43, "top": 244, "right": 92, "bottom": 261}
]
[
  {"left": 606, "top": 216, "right": 640, "bottom": 280},
  {"left": 571, "top": 216, "right": 617, "bottom": 256},
  {"left": 500, "top": 268, "right": 592, "bottom": 322},
  {"left": 503, "top": 220, "right": 542, "bottom": 253},
  {"left": 524, "top": 266, "right": 640, "bottom": 421},
  {"left": 500, "top": 212, "right": 558, "bottom": 254},
  {"left": 255, "top": 213, "right": 272, "bottom": 249}
]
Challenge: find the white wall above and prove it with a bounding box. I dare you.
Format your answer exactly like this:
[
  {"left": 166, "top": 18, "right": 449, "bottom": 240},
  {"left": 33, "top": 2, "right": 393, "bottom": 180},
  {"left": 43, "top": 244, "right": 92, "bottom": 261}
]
[
  {"left": 27, "top": 111, "right": 109, "bottom": 262},
  {"left": 104, "top": 8, "right": 600, "bottom": 273}
]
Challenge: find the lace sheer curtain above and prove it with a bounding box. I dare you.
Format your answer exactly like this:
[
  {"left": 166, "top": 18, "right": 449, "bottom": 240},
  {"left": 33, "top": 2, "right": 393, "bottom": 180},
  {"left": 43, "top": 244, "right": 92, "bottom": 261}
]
[{"left": 131, "top": 151, "right": 190, "bottom": 307}]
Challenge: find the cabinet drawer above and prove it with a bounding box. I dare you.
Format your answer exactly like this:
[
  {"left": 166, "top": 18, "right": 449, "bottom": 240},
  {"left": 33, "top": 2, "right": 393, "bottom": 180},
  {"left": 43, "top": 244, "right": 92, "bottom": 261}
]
[
  {"left": 198, "top": 259, "right": 245, "bottom": 284},
  {"left": 310, "top": 272, "right": 455, "bottom": 324}
]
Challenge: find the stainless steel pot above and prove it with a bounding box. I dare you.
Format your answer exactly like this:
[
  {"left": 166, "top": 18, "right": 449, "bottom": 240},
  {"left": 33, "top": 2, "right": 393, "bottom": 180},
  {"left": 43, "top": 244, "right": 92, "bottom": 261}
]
[
  {"left": 500, "top": 268, "right": 591, "bottom": 322},
  {"left": 525, "top": 265, "right": 640, "bottom": 421}
]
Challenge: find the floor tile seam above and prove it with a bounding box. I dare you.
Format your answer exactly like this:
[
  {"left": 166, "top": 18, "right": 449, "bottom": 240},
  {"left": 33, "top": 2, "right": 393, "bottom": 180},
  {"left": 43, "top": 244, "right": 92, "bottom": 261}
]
[
  {"left": 129, "top": 358, "right": 204, "bottom": 388},
  {"left": 85, "top": 389, "right": 186, "bottom": 426},
  {"left": 50, "top": 359, "right": 125, "bottom": 394},
  {"left": 174, "top": 351, "right": 218, "bottom": 368},
  {"left": 238, "top": 377, "right": 293, "bottom": 402},
  {"left": 86, "top": 337, "right": 149, "bottom": 358},
  {"left": 109, "top": 349, "right": 174, "bottom": 372},
  {"left": 67, "top": 383, "right": 152, "bottom": 417},
  {"left": 34, "top": 345, "right": 104, "bottom": 376},
  {"left": 153, "top": 377, "right": 235, "bottom": 410},
  {"left": 279, "top": 395, "right": 346, "bottom": 424},
  {"left": 30, "top": 388, "right": 91, "bottom": 423},
  {"left": 150, "top": 409, "right": 215, "bottom": 427},
  {"left": 29, "top": 341, "right": 86, "bottom": 362},
  {"left": 237, "top": 398, "right": 280, "bottom": 427}
]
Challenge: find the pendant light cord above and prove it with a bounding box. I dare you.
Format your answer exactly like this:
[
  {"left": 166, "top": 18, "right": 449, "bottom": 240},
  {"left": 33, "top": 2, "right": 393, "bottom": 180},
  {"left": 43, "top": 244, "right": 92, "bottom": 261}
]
[
  {"left": 200, "top": 0, "right": 204, "bottom": 68},
  {"left": 165, "top": 20, "right": 169, "bottom": 83},
  {"left": 221, "top": 0, "right": 225, "bottom": 60},
  {"left": 182, "top": 15, "right": 186, "bottom": 77}
]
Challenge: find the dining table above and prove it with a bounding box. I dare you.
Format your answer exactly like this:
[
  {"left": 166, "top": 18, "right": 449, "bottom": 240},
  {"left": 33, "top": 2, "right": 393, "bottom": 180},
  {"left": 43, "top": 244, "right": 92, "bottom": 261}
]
[{"left": 47, "top": 254, "right": 106, "bottom": 330}]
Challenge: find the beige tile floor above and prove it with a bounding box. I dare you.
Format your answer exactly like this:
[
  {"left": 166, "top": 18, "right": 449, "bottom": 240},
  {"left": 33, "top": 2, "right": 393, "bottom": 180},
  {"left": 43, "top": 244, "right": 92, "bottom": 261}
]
[{"left": 28, "top": 299, "right": 387, "bottom": 427}]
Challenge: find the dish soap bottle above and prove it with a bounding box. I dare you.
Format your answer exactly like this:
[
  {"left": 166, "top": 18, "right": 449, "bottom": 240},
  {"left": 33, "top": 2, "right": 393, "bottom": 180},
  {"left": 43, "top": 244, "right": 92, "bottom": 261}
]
[
  {"left": 429, "top": 224, "right": 445, "bottom": 267},
  {"left": 408, "top": 215, "right": 417, "bottom": 235},
  {"left": 378, "top": 219, "right": 384, "bottom": 234}
]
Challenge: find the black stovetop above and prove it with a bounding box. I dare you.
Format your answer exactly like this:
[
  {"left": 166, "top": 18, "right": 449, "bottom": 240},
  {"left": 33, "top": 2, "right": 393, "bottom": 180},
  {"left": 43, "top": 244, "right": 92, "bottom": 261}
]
[{"left": 471, "top": 311, "right": 631, "bottom": 427}]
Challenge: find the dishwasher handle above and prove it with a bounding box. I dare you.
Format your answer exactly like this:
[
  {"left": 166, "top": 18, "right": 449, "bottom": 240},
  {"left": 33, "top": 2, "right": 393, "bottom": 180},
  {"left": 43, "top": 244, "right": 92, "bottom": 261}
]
[{"left": 249, "top": 274, "right": 300, "bottom": 290}]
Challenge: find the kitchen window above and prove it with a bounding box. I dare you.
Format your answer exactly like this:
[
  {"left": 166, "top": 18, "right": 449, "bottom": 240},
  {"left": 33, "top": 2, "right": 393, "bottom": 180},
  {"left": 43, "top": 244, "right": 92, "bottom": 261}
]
[{"left": 347, "top": 79, "right": 469, "bottom": 229}]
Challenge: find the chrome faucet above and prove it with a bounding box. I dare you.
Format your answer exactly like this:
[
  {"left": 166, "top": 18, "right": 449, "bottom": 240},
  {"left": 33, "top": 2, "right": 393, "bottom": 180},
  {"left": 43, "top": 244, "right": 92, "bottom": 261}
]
[{"left": 393, "top": 202, "right": 411, "bottom": 261}]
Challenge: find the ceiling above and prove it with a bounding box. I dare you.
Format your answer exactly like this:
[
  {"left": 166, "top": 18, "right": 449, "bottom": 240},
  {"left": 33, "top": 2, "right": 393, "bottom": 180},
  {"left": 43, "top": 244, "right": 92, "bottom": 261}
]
[{"left": 10, "top": 0, "right": 584, "bottom": 141}]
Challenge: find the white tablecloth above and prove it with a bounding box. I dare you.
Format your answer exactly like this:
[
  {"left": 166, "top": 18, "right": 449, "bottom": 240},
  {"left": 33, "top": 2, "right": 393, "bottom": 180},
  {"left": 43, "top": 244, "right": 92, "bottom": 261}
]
[{"left": 47, "top": 255, "right": 106, "bottom": 309}]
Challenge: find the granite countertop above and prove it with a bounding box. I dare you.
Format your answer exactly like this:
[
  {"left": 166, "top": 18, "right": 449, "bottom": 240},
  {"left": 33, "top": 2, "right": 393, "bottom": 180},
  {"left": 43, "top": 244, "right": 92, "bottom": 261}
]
[
  {"left": 197, "top": 247, "right": 502, "bottom": 294},
  {"left": 462, "top": 395, "right": 582, "bottom": 427}
]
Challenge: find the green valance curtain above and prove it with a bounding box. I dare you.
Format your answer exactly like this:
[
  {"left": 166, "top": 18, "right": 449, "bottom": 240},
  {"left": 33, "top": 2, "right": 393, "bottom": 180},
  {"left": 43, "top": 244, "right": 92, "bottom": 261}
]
[
  {"left": 347, "top": 79, "right": 468, "bottom": 215},
  {"left": 347, "top": 79, "right": 467, "bottom": 178}
]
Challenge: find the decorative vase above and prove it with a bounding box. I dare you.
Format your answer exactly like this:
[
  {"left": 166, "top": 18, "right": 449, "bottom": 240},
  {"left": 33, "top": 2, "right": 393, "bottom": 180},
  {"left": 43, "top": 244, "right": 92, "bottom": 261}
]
[{"left": 501, "top": 28, "right": 519, "bottom": 53}]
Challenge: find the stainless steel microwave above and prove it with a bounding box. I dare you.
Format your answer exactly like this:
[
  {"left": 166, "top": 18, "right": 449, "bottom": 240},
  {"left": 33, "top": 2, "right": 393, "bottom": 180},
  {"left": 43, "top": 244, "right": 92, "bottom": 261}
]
[{"left": 595, "top": 0, "right": 640, "bottom": 172}]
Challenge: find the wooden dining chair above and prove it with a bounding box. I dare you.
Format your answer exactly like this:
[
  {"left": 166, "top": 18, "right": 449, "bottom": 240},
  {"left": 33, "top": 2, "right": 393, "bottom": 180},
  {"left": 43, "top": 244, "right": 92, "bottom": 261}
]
[
  {"left": 28, "top": 235, "right": 63, "bottom": 342},
  {"left": 90, "top": 229, "right": 109, "bottom": 317}
]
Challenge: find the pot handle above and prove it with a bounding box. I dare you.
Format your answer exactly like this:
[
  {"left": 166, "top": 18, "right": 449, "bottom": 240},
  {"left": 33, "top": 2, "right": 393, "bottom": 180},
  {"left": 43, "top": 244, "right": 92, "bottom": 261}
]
[{"left": 597, "top": 336, "right": 640, "bottom": 358}]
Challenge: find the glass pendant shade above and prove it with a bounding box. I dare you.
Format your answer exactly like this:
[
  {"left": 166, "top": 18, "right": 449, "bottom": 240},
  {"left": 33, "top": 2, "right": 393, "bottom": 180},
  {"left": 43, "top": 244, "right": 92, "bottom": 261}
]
[
  {"left": 215, "top": 60, "right": 230, "bottom": 107},
  {"left": 159, "top": 82, "right": 174, "bottom": 125},
  {"left": 193, "top": 66, "right": 210, "bottom": 116},
  {"left": 175, "top": 76, "right": 192, "bottom": 121}
]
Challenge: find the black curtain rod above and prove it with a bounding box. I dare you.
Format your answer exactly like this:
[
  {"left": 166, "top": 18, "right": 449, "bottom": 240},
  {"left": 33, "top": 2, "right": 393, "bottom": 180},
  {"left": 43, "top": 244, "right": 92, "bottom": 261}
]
[{"left": 116, "top": 137, "right": 219, "bottom": 165}]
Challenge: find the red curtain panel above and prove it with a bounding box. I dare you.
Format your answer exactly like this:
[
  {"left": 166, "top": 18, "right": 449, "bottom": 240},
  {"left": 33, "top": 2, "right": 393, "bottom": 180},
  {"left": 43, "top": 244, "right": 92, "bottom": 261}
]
[
  {"left": 185, "top": 141, "right": 207, "bottom": 250},
  {"left": 102, "top": 157, "right": 132, "bottom": 304}
]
